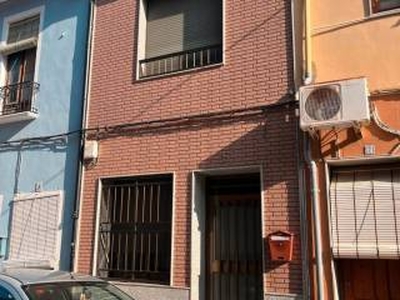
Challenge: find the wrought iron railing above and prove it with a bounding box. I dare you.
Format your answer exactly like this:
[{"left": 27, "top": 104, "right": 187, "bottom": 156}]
[
  {"left": 139, "top": 44, "right": 223, "bottom": 78},
  {"left": 0, "top": 81, "right": 39, "bottom": 115}
]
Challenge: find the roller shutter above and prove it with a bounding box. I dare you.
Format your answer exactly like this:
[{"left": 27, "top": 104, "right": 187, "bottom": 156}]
[
  {"left": 145, "top": 0, "right": 222, "bottom": 59},
  {"left": 8, "top": 191, "right": 64, "bottom": 269},
  {"left": 329, "top": 168, "right": 400, "bottom": 259}
]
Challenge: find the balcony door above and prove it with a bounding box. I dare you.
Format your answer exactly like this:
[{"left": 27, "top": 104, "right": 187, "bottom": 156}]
[{"left": 6, "top": 48, "right": 36, "bottom": 109}]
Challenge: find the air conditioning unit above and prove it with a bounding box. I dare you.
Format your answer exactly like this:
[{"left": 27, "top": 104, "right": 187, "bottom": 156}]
[{"left": 299, "top": 78, "right": 370, "bottom": 131}]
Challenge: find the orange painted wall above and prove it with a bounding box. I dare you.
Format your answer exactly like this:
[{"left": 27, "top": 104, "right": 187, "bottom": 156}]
[{"left": 294, "top": 1, "right": 400, "bottom": 299}]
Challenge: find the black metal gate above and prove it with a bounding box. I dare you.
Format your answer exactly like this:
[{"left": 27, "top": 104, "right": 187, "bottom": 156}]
[
  {"left": 97, "top": 175, "right": 172, "bottom": 284},
  {"left": 206, "top": 174, "right": 263, "bottom": 300}
]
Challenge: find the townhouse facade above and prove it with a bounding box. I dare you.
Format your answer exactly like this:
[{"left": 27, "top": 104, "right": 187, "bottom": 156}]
[
  {"left": 0, "top": 0, "right": 90, "bottom": 270},
  {"left": 75, "top": 0, "right": 305, "bottom": 299},
  {"left": 294, "top": 0, "right": 400, "bottom": 299}
]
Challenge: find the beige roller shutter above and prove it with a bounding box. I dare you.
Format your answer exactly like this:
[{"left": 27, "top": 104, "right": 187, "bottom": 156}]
[
  {"left": 8, "top": 191, "right": 64, "bottom": 269},
  {"left": 330, "top": 168, "right": 400, "bottom": 259},
  {"left": 145, "top": 0, "right": 222, "bottom": 59}
]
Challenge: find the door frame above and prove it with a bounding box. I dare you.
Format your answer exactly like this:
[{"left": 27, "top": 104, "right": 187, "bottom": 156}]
[{"left": 190, "top": 165, "right": 264, "bottom": 300}]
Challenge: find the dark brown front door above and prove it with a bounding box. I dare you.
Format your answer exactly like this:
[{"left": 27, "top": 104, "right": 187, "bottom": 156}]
[
  {"left": 337, "top": 259, "right": 400, "bottom": 300},
  {"left": 206, "top": 174, "right": 263, "bottom": 300}
]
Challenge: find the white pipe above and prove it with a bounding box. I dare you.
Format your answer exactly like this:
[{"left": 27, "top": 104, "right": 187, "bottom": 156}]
[
  {"left": 324, "top": 163, "right": 339, "bottom": 300},
  {"left": 72, "top": 0, "right": 96, "bottom": 272},
  {"left": 310, "top": 160, "right": 324, "bottom": 300},
  {"left": 304, "top": 0, "right": 313, "bottom": 84},
  {"left": 291, "top": 0, "right": 298, "bottom": 92},
  {"left": 306, "top": 138, "right": 324, "bottom": 300}
]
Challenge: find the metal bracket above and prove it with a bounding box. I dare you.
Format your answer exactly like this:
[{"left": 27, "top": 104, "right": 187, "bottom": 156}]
[
  {"left": 352, "top": 122, "right": 363, "bottom": 139},
  {"left": 307, "top": 127, "right": 320, "bottom": 140}
]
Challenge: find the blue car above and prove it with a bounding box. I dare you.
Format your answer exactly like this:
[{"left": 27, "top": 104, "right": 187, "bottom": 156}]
[{"left": 0, "top": 268, "right": 134, "bottom": 300}]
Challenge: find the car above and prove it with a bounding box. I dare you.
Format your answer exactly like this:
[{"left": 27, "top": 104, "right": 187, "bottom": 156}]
[{"left": 0, "top": 268, "right": 135, "bottom": 300}]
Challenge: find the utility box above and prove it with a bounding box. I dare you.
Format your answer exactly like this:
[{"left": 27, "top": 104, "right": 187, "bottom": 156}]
[
  {"left": 268, "top": 231, "right": 294, "bottom": 262},
  {"left": 83, "top": 140, "right": 99, "bottom": 161}
]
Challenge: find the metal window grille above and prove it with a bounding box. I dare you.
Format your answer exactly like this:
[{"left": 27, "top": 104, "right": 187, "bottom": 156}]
[
  {"left": 139, "top": 44, "right": 222, "bottom": 78},
  {"left": 97, "top": 175, "right": 173, "bottom": 284},
  {"left": 8, "top": 15, "right": 40, "bottom": 44}
]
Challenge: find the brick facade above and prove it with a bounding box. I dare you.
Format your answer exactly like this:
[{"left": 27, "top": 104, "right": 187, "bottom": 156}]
[{"left": 77, "top": 0, "right": 302, "bottom": 296}]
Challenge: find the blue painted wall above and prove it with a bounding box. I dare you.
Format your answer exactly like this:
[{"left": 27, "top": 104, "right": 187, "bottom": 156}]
[{"left": 0, "top": 0, "right": 89, "bottom": 270}]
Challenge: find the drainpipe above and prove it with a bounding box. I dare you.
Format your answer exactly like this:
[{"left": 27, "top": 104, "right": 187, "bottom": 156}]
[
  {"left": 305, "top": 136, "right": 324, "bottom": 300},
  {"left": 304, "top": 0, "right": 313, "bottom": 84},
  {"left": 291, "top": 0, "right": 310, "bottom": 298},
  {"left": 71, "top": 0, "right": 96, "bottom": 272}
]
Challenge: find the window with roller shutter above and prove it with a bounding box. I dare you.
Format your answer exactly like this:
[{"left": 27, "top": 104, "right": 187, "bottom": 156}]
[
  {"left": 138, "top": 0, "right": 223, "bottom": 78},
  {"left": 329, "top": 167, "right": 400, "bottom": 259}
]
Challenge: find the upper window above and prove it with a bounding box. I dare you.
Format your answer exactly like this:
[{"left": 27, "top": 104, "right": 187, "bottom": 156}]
[
  {"left": 138, "top": 0, "right": 223, "bottom": 78},
  {"left": 96, "top": 175, "right": 173, "bottom": 285},
  {"left": 0, "top": 15, "right": 40, "bottom": 116},
  {"left": 371, "top": 0, "right": 400, "bottom": 13}
]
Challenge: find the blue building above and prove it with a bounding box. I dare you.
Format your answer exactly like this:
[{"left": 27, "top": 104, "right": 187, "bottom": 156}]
[{"left": 0, "top": 0, "right": 90, "bottom": 270}]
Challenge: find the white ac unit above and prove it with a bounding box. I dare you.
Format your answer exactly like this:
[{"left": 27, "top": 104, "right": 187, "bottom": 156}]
[{"left": 299, "top": 78, "right": 370, "bottom": 131}]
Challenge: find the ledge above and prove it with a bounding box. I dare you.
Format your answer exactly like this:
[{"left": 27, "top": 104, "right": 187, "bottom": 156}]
[{"left": 0, "top": 111, "right": 37, "bottom": 125}]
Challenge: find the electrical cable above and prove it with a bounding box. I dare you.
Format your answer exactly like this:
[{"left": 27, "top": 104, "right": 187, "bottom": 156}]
[{"left": 0, "top": 100, "right": 297, "bottom": 148}]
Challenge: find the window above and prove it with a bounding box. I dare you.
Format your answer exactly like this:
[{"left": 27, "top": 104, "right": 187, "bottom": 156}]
[
  {"left": 138, "top": 0, "right": 223, "bottom": 78},
  {"left": 8, "top": 191, "right": 64, "bottom": 269},
  {"left": 0, "top": 284, "right": 16, "bottom": 300},
  {"left": 0, "top": 15, "right": 40, "bottom": 115},
  {"left": 97, "top": 175, "right": 173, "bottom": 284},
  {"left": 371, "top": 0, "right": 400, "bottom": 13}
]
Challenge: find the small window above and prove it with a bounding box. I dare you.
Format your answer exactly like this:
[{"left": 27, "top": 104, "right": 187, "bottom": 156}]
[
  {"left": 97, "top": 175, "right": 173, "bottom": 285},
  {"left": 371, "top": 0, "right": 400, "bottom": 13},
  {"left": 0, "top": 15, "right": 40, "bottom": 115},
  {"left": 138, "top": 0, "right": 223, "bottom": 78}
]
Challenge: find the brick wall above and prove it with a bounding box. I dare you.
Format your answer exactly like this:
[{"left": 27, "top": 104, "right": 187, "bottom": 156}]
[{"left": 77, "top": 0, "right": 302, "bottom": 296}]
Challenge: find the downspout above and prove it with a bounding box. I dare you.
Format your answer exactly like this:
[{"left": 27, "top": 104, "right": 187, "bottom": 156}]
[
  {"left": 291, "top": 0, "right": 310, "bottom": 298},
  {"left": 71, "top": 0, "right": 96, "bottom": 272},
  {"left": 305, "top": 136, "right": 324, "bottom": 300},
  {"left": 302, "top": 0, "right": 324, "bottom": 297},
  {"left": 304, "top": 0, "right": 313, "bottom": 84}
]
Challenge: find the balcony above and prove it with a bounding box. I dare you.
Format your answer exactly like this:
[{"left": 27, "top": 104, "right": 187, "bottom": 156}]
[
  {"left": 139, "top": 44, "right": 223, "bottom": 79},
  {"left": 0, "top": 81, "right": 39, "bottom": 125}
]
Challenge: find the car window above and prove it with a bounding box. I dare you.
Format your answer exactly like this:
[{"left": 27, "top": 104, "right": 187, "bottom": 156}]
[
  {"left": 0, "top": 285, "right": 17, "bottom": 300},
  {"left": 23, "top": 282, "right": 133, "bottom": 300}
]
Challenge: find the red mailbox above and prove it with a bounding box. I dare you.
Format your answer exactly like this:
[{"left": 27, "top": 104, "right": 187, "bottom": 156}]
[{"left": 268, "top": 231, "right": 294, "bottom": 262}]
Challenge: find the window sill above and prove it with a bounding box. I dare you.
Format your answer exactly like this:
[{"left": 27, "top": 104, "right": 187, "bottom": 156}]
[
  {"left": 136, "top": 62, "right": 224, "bottom": 83},
  {"left": 0, "top": 111, "right": 37, "bottom": 125}
]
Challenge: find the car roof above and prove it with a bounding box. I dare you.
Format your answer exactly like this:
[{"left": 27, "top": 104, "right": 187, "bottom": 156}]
[{"left": 0, "top": 268, "right": 103, "bottom": 285}]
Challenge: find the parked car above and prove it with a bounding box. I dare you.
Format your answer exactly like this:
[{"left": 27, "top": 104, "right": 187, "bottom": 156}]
[{"left": 0, "top": 268, "right": 134, "bottom": 300}]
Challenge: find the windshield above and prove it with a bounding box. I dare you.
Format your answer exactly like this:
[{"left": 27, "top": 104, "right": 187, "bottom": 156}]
[{"left": 23, "top": 282, "right": 134, "bottom": 300}]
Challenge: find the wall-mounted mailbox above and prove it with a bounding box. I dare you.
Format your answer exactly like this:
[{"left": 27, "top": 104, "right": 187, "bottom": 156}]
[{"left": 268, "top": 231, "right": 294, "bottom": 262}]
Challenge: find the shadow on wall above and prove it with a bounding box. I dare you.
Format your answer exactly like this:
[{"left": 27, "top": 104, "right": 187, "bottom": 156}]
[{"left": 195, "top": 109, "right": 301, "bottom": 295}]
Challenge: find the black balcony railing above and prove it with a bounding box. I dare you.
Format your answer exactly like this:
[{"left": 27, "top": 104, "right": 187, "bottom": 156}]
[
  {"left": 0, "top": 81, "right": 39, "bottom": 115},
  {"left": 139, "top": 44, "right": 223, "bottom": 78}
]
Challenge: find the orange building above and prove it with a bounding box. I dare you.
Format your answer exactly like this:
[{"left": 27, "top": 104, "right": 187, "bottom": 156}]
[{"left": 294, "top": 0, "right": 400, "bottom": 299}]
